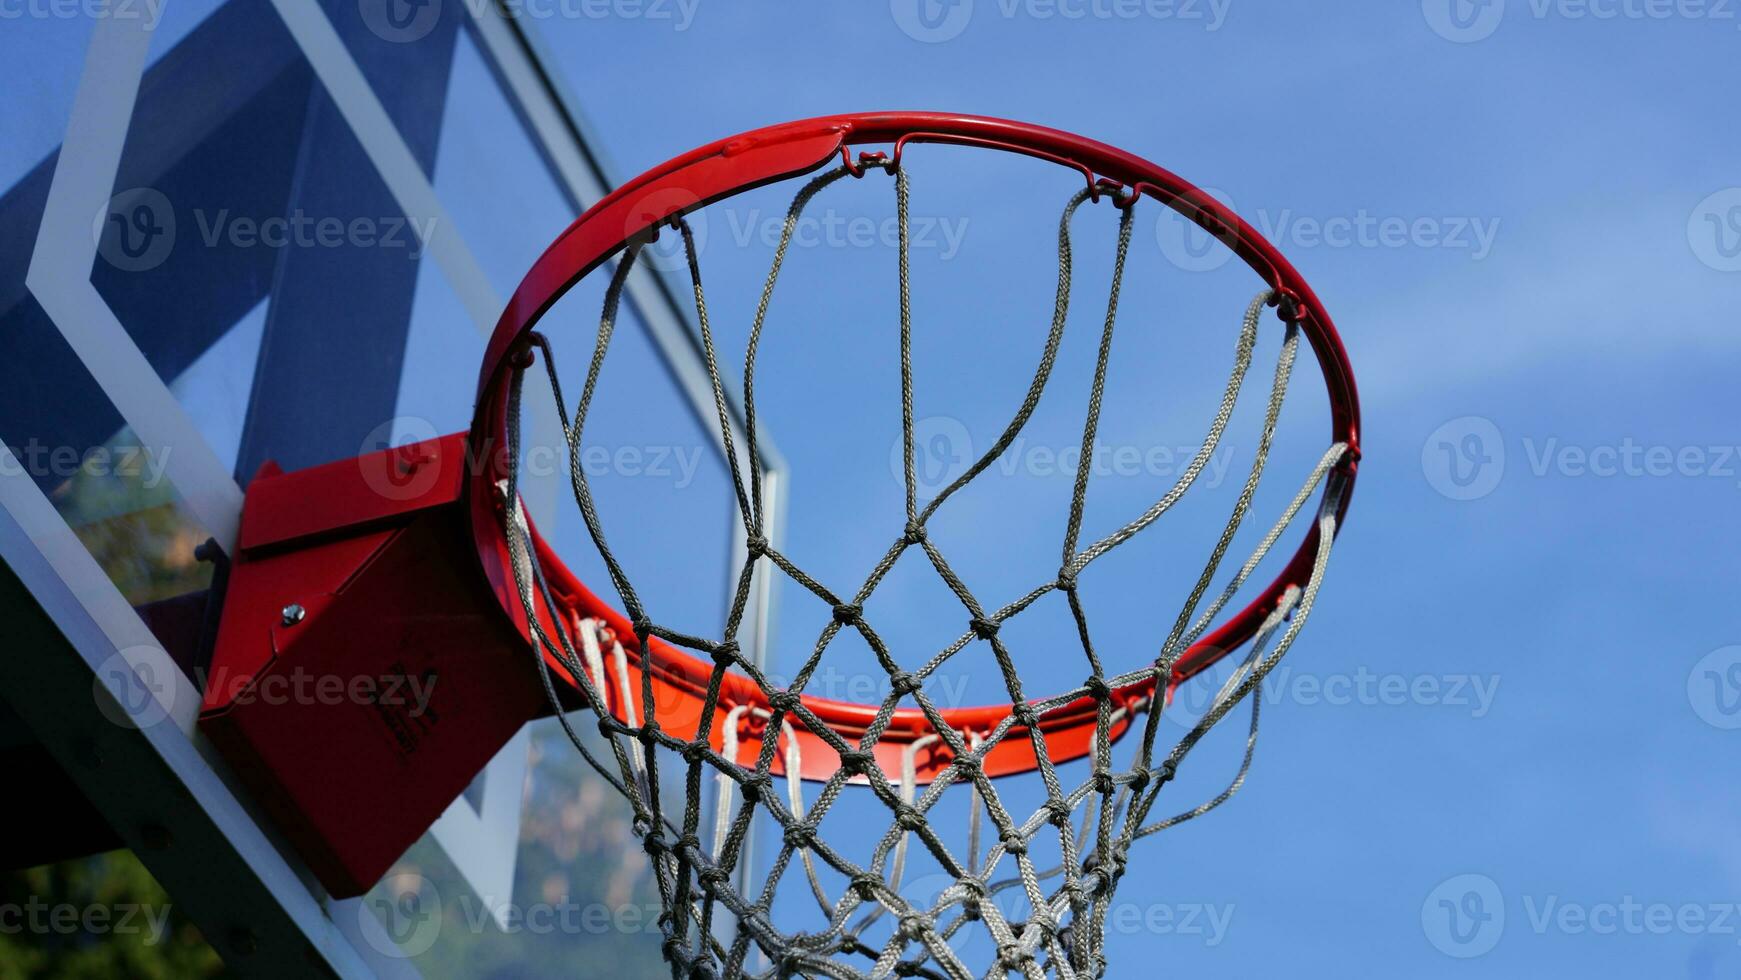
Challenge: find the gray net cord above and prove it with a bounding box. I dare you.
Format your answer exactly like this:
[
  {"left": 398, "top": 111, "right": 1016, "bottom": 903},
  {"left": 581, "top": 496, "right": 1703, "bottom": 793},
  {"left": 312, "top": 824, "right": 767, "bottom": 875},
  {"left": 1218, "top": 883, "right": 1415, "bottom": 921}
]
[{"left": 496, "top": 161, "right": 1351, "bottom": 979}]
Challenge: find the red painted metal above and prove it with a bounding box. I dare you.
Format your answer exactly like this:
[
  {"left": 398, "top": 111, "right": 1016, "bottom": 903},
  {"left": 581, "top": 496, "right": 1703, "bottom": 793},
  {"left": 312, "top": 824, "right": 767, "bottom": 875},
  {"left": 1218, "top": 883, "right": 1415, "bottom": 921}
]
[
  {"left": 466, "top": 113, "right": 1360, "bottom": 783},
  {"left": 201, "top": 118, "right": 1361, "bottom": 896},
  {"left": 200, "top": 438, "right": 564, "bottom": 897}
]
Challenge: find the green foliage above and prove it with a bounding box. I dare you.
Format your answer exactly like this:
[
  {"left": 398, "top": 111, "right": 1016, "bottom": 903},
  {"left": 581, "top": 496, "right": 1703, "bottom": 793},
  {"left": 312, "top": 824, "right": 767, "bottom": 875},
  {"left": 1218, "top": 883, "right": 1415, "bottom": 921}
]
[
  {"left": 48, "top": 427, "right": 213, "bottom": 608},
  {"left": 0, "top": 852, "right": 223, "bottom": 980}
]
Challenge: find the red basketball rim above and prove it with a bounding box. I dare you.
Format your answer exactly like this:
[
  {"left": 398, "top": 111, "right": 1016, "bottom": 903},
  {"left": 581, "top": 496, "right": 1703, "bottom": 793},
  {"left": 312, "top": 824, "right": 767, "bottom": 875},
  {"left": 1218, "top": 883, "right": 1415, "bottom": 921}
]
[{"left": 465, "top": 112, "right": 1361, "bottom": 783}]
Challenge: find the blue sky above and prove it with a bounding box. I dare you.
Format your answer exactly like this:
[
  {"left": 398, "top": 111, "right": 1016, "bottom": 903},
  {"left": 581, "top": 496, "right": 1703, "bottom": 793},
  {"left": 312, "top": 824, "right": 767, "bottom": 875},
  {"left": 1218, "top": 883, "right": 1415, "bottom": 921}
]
[
  {"left": 6, "top": 2, "right": 1739, "bottom": 976},
  {"left": 528, "top": 3, "right": 1741, "bottom": 976}
]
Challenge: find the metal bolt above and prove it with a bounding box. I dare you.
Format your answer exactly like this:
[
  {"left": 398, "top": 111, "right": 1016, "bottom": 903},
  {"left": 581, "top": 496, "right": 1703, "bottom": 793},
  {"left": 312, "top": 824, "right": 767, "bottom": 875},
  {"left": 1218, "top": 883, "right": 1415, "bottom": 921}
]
[{"left": 281, "top": 603, "right": 306, "bottom": 627}]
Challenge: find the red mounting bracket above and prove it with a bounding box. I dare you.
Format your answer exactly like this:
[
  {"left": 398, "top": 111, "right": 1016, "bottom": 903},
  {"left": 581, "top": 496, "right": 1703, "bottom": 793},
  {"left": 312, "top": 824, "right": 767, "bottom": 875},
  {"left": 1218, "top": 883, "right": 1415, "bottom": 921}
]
[{"left": 198, "top": 434, "right": 572, "bottom": 898}]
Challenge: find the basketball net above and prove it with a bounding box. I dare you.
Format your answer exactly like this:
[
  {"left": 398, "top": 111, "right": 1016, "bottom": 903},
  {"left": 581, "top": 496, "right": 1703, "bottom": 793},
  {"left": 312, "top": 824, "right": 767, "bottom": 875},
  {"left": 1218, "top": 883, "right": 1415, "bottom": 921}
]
[{"left": 499, "top": 162, "right": 1350, "bottom": 979}]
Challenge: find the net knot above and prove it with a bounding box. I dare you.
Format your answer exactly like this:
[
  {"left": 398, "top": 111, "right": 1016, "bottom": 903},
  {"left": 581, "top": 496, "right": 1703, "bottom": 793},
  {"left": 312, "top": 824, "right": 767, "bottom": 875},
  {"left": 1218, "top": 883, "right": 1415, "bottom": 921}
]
[
  {"left": 660, "top": 936, "right": 686, "bottom": 965},
  {"left": 767, "top": 691, "right": 802, "bottom": 716},
  {"left": 1127, "top": 768, "right": 1151, "bottom": 794},
  {"left": 1010, "top": 704, "right": 1040, "bottom": 729},
  {"left": 898, "top": 913, "right": 931, "bottom": 940},
  {"left": 952, "top": 753, "right": 982, "bottom": 779},
  {"left": 1082, "top": 675, "right": 1112, "bottom": 701},
  {"left": 1154, "top": 758, "right": 1178, "bottom": 785},
  {"left": 1062, "top": 877, "right": 1091, "bottom": 905},
  {"left": 739, "top": 772, "right": 773, "bottom": 802},
  {"left": 840, "top": 750, "right": 878, "bottom": 776},
  {"left": 637, "top": 721, "right": 662, "bottom": 747},
  {"left": 745, "top": 534, "right": 770, "bottom": 558},
  {"left": 969, "top": 616, "right": 1000, "bottom": 640},
  {"left": 1104, "top": 848, "right": 1129, "bottom": 884},
  {"left": 1001, "top": 830, "right": 1028, "bottom": 856},
  {"left": 696, "top": 864, "right": 731, "bottom": 893},
  {"left": 782, "top": 822, "right": 816, "bottom": 850},
  {"left": 903, "top": 520, "right": 927, "bottom": 545},
  {"left": 642, "top": 830, "right": 668, "bottom": 858},
  {"left": 681, "top": 739, "right": 711, "bottom": 765},
  {"left": 676, "top": 833, "right": 703, "bottom": 858},
  {"left": 777, "top": 947, "right": 810, "bottom": 977},
  {"left": 631, "top": 616, "right": 654, "bottom": 638},
  {"left": 1055, "top": 566, "right": 1078, "bottom": 592},
  {"left": 894, "top": 804, "right": 925, "bottom": 832},
  {"left": 850, "top": 873, "right": 883, "bottom": 902},
  {"left": 1042, "top": 799, "right": 1074, "bottom": 828},
  {"left": 832, "top": 603, "right": 863, "bottom": 626},
  {"left": 1085, "top": 846, "right": 1129, "bottom": 894},
  {"left": 709, "top": 641, "right": 740, "bottom": 668},
  {"left": 997, "top": 943, "right": 1031, "bottom": 971},
  {"left": 596, "top": 716, "right": 622, "bottom": 739},
  {"left": 888, "top": 671, "right": 922, "bottom": 697},
  {"left": 1094, "top": 770, "right": 1117, "bottom": 795}
]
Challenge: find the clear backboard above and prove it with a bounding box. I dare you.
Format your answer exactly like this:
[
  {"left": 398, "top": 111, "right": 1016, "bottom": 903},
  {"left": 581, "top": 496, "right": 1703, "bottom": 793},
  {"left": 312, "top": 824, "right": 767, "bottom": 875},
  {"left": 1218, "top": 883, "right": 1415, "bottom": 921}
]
[{"left": 0, "top": 2, "right": 777, "bottom": 974}]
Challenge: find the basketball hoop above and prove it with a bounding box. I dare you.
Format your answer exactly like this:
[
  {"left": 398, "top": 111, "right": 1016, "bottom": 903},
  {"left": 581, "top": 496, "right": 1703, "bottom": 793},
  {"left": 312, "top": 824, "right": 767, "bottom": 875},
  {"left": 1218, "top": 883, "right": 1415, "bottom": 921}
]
[{"left": 469, "top": 113, "right": 1362, "bottom": 978}]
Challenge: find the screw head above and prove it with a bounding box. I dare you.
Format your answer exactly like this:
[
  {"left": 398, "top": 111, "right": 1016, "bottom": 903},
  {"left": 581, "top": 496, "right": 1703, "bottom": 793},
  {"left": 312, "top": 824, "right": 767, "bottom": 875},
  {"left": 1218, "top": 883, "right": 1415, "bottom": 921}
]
[{"left": 281, "top": 603, "right": 306, "bottom": 627}]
